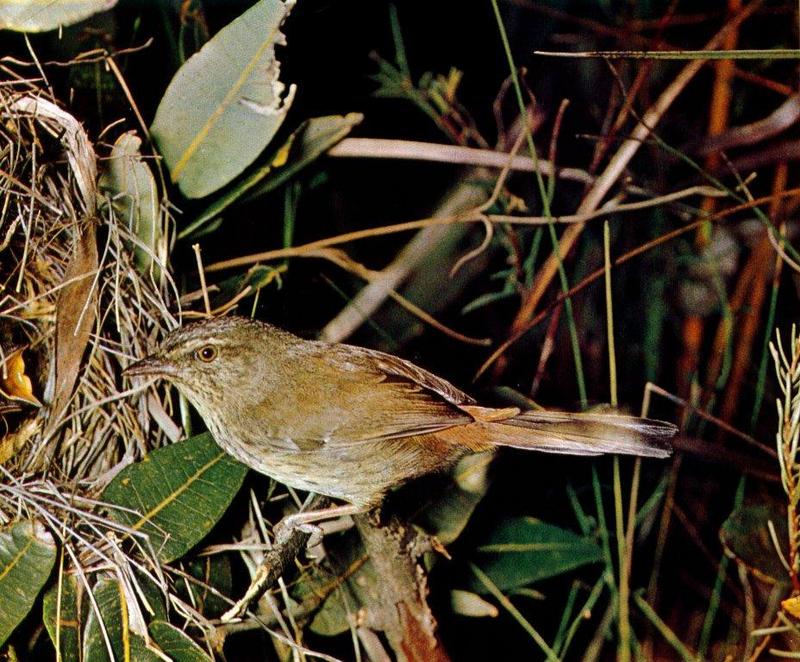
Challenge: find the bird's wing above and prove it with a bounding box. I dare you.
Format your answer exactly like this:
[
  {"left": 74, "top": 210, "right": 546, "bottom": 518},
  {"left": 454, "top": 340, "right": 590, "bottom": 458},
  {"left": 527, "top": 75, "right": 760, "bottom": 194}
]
[
  {"left": 268, "top": 342, "right": 477, "bottom": 448},
  {"left": 344, "top": 344, "right": 477, "bottom": 407}
]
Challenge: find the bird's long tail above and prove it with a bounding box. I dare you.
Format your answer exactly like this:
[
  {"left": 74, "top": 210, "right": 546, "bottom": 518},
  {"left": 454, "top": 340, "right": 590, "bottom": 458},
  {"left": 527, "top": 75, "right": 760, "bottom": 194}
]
[
  {"left": 494, "top": 411, "right": 675, "bottom": 457},
  {"left": 439, "top": 410, "right": 675, "bottom": 458}
]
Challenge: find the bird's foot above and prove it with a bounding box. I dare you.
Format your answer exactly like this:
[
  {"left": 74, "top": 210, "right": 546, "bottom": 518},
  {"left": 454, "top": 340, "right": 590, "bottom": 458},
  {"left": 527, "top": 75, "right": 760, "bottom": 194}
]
[
  {"left": 276, "top": 503, "right": 364, "bottom": 546},
  {"left": 274, "top": 517, "right": 324, "bottom": 549},
  {"left": 219, "top": 503, "right": 365, "bottom": 623}
]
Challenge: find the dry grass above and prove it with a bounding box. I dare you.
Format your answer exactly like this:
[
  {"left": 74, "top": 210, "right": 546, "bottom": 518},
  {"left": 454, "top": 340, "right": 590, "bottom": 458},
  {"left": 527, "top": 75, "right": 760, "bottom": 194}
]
[{"left": 0, "top": 69, "right": 183, "bottom": 625}]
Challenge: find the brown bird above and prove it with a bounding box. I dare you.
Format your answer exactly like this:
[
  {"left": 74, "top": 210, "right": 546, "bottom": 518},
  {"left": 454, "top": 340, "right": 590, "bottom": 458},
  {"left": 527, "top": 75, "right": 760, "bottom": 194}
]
[{"left": 124, "top": 316, "right": 675, "bottom": 509}]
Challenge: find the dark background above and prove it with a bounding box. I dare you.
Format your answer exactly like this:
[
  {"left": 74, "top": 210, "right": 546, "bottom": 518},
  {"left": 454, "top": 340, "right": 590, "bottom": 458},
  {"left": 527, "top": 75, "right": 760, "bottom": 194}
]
[{"left": 6, "top": 0, "right": 796, "bottom": 658}]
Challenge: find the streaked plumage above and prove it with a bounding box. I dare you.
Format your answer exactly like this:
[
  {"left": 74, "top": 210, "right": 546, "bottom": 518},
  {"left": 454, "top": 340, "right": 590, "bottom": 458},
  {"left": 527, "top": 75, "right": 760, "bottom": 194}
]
[{"left": 125, "top": 316, "right": 676, "bottom": 507}]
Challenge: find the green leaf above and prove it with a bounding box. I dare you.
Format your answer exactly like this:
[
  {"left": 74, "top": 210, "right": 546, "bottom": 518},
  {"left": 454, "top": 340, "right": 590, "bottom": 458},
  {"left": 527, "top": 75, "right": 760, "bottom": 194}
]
[
  {"left": 0, "top": 0, "right": 116, "bottom": 32},
  {"left": 291, "top": 531, "right": 372, "bottom": 637},
  {"left": 243, "top": 113, "right": 364, "bottom": 202},
  {"left": 82, "top": 578, "right": 119, "bottom": 662},
  {"left": 43, "top": 574, "right": 83, "bottom": 662},
  {"left": 149, "top": 621, "right": 212, "bottom": 662},
  {"left": 133, "top": 569, "right": 168, "bottom": 624},
  {"left": 179, "top": 113, "right": 363, "bottom": 240},
  {"left": 0, "top": 520, "right": 57, "bottom": 647},
  {"left": 102, "top": 433, "right": 248, "bottom": 562},
  {"left": 471, "top": 517, "right": 602, "bottom": 592},
  {"left": 419, "top": 451, "right": 492, "bottom": 545},
  {"left": 720, "top": 499, "right": 789, "bottom": 584},
  {"left": 179, "top": 555, "right": 233, "bottom": 618},
  {"left": 151, "top": 0, "right": 296, "bottom": 199},
  {"left": 83, "top": 578, "right": 161, "bottom": 662},
  {"left": 99, "top": 131, "right": 161, "bottom": 276}
]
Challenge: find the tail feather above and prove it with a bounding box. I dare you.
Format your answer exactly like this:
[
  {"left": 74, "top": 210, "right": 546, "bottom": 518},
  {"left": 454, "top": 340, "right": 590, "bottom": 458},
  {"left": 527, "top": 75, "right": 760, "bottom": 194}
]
[{"left": 487, "top": 411, "right": 675, "bottom": 458}]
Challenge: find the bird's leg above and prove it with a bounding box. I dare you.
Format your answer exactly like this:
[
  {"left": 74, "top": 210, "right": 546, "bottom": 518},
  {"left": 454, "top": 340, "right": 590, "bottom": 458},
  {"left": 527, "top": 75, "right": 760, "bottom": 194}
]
[
  {"left": 221, "top": 502, "right": 365, "bottom": 623},
  {"left": 274, "top": 502, "right": 365, "bottom": 547}
]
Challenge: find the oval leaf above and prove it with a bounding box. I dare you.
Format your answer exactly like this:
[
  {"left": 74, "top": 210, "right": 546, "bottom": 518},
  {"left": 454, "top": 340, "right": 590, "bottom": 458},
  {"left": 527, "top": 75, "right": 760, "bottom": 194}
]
[
  {"left": 471, "top": 517, "right": 602, "bottom": 592},
  {"left": 102, "top": 433, "right": 248, "bottom": 562},
  {"left": 0, "top": 0, "right": 116, "bottom": 32},
  {"left": 0, "top": 520, "right": 56, "bottom": 647},
  {"left": 151, "top": 0, "right": 296, "bottom": 198}
]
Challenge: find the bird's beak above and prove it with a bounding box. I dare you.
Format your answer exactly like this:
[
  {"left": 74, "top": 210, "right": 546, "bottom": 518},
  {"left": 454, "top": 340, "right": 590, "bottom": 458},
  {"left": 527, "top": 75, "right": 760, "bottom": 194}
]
[{"left": 123, "top": 354, "right": 176, "bottom": 379}]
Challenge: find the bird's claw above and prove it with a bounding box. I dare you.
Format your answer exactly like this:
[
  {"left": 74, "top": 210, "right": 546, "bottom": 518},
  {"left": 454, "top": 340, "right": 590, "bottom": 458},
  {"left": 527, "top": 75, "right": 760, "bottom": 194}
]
[{"left": 275, "top": 516, "right": 323, "bottom": 549}]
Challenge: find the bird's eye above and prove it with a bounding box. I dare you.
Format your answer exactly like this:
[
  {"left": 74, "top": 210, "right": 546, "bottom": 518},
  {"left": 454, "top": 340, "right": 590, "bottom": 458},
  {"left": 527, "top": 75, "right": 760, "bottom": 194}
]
[{"left": 196, "top": 345, "right": 218, "bottom": 362}]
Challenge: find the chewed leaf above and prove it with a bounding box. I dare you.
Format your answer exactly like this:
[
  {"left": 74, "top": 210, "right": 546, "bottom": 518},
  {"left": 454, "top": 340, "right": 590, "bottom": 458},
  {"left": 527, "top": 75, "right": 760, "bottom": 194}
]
[
  {"left": 151, "top": 0, "right": 296, "bottom": 199},
  {"left": 180, "top": 113, "right": 363, "bottom": 239},
  {"left": 0, "top": 0, "right": 116, "bottom": 33},
  {"left": 0, "top": 348, "right": 41, "bottom": 406}
]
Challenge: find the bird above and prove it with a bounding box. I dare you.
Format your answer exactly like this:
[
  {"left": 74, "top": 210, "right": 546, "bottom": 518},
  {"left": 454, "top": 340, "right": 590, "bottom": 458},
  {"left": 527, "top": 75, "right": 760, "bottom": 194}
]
[{"left": 124, "top": 315, "right": 676, "bottom": 510}]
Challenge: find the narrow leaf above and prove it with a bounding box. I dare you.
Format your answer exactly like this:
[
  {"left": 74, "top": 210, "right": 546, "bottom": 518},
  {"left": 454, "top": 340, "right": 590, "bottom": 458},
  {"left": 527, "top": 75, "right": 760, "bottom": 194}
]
[
  {"left": 243, "top": 112, "right": 364, "bottom": 201},
  {"left": 292, "top": 531, "right": 372, "bottom": 637},
  {"left": 99, "top": 131, "right": 162, "bottom": 275},
  {"left": 0, "top": 520, "right": 57, "bottom": 647},
  {"left": 471, "top": 517, "right": 602, "bottom": 592},
  {"left": 50, "top": 221, "right": 98, "bottom": 421},
  {"left": 151, "top": 0, "right": 296, "bottom": 198},
  {"left": 179, "top": 556, "right": 233, "bottom": 618},
  {"left": 103, "top": 433, "right": 248, "bottom": 562}
]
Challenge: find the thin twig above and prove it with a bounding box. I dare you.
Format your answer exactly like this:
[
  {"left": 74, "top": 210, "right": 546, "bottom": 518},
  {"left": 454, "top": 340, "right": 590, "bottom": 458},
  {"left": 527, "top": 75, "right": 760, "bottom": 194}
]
[
  {"left": 192, "top": 243, "right": 211, "bottom": 316},
  {"left": 328, "top": 137, "right": 592, "bottom": 184},
  {"left": 204, "top": 186, "right": 726, "bottom": 273},
  {"left": 505, "top": 0, "right": 764, "bottom": 354}
]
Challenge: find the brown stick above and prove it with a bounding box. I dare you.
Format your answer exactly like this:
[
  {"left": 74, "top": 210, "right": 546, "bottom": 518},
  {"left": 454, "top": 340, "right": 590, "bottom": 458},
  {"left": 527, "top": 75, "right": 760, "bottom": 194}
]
[
  {"left": 680, "top": 0, "right": 740, "bottom": 399},
  {"left": 354, "top": 514, "right": 451, "bottom": 662}
]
